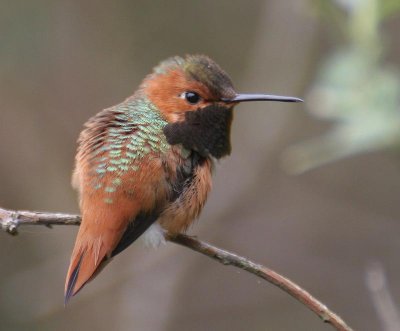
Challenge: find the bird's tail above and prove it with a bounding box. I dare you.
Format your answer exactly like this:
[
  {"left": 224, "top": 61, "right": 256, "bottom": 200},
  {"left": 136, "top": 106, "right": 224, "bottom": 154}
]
[{"left": 64, "top": 238, "right": 108, "bottom": 304}]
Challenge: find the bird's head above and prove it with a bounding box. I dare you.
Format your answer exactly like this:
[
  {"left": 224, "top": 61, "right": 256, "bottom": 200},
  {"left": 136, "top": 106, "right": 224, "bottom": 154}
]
[
  {"left": 140, "top": 55, "right": 302, "bottom": 158},
  {"left": 141, "top": 54, "right": 301, "bottom": 122}
]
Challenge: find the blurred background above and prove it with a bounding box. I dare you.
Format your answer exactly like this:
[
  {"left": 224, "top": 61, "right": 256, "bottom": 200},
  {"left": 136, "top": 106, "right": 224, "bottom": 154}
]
[{"left": 1, "top": 0, "right": 400, "bottom": 330}]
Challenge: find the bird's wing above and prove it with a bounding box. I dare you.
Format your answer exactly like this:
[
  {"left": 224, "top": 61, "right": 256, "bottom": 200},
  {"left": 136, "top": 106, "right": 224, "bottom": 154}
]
[{"left": 65, "top": 104, "right": 172, "bottom": 302}]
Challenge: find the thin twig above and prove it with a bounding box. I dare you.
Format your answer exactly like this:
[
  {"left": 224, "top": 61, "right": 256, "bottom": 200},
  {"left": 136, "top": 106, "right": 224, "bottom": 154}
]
[{"left": 0, "top": 207, "right": 353, "bottom": 331}]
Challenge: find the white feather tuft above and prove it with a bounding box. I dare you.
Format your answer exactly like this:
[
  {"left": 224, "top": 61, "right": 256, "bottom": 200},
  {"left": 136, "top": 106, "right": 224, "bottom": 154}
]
[{"left": 141, "top": 222, "right": 166, "bottom": 248}]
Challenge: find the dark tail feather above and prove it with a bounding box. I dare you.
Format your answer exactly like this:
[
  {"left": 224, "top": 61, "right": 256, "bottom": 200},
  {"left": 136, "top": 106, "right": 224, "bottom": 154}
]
[{"left": 64, "top": 253, "right": 84, "bottom": 305}]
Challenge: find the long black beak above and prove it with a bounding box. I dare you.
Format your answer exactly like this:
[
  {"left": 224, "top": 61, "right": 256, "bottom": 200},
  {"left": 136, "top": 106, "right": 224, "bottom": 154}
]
[{"left": 222, "top": 93, "right": 303, "bottom": 103}]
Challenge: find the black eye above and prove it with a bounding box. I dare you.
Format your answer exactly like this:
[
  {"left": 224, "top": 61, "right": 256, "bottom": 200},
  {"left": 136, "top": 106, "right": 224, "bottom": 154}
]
[{"left": 180, "top": 91, "right": 201, "bottom": 105}]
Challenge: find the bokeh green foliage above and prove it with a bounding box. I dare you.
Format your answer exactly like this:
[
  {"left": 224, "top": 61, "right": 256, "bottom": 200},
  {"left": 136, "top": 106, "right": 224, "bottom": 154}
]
[{"left": 284, "top": 0, "right": 400, "bottom": 173}]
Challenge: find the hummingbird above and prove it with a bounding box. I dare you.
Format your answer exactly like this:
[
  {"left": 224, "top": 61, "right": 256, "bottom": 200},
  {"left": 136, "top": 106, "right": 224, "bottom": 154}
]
[{"left": 65, "top": 54, "right": 302, "bottom": 302}]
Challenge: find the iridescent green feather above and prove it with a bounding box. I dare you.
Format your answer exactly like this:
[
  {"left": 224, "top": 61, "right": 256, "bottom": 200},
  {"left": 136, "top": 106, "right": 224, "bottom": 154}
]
[{"left": 89, "top": 95, "right": 171, "bottom": 203}]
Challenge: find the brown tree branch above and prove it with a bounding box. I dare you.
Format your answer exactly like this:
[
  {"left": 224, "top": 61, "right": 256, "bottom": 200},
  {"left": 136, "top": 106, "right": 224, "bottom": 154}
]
[{"left": 0, "top": 207, "right": 353, "bottom": 331}]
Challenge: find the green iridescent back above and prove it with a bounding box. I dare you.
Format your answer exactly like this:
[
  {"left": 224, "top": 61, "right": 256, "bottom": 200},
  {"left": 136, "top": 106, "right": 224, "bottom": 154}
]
[{"left": 80, "top": 94, "right": 170, "bottom": 204}]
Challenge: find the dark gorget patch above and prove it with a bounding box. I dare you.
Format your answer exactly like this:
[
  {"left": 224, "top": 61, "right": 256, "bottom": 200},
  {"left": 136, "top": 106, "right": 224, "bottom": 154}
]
[{"left": 163, "top": 104, "right": 233, "bottom": 159}]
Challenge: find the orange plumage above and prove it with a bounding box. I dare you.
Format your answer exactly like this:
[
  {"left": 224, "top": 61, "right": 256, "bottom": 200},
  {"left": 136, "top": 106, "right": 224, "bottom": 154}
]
[{"left": 65, "top": 55, "right": 301, "bottom": 302}]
